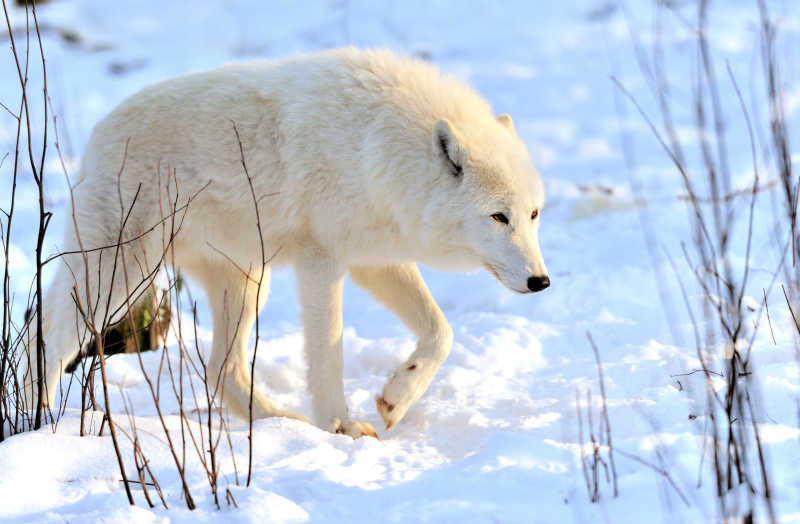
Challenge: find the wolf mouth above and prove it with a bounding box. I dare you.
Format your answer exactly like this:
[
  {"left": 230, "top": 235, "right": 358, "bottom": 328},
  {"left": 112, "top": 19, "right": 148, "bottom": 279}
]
[{"left": 483, "top": 262, "right": 530, "bottom": 294}]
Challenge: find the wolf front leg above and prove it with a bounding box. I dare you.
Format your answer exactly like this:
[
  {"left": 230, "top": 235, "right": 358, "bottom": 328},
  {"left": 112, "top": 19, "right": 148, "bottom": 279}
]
[
  {"left": 295, "top": 249, "right": 378, "bottom": 439},
  {"left": 350, "top": 263, "right": 453, "bottom": 430}
]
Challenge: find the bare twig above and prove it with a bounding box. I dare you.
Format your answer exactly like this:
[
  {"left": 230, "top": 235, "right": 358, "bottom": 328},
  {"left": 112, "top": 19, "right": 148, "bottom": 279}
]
[
  {"left": 232, "top": 121, "right": 270, "bottom": 487},
  {"left": 615, "top": 448, "right": 690, "bottom": 507},
  {"left": 586, "top": 332, "right": 618, "bottom": 498}
]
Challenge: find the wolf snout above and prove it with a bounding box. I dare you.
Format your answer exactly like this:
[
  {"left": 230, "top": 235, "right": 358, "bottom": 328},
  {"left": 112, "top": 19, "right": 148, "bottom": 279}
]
[{"left": 527, "top": 275, "right": 550, "bottom": 292}]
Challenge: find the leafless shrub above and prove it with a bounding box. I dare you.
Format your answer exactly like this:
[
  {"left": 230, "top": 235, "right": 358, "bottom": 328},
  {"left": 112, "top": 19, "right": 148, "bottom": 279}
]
[
  {"left": 576, "top": 388, "right": 608, "bottom": 504},
  {"left": 2, "top": 2, "right": 249, "bottom": 510},
  {"left": 576, "top": 333, "right": 618, "bottom": 503},
  {"left": 615, "top": 1, "right": 790, "bottom": 521},
  {"left": 1, "top": 0, "right": 53, "bottom": 437},
  {"left": 53, "top": 143, "right": 242, "bottom": 509}
]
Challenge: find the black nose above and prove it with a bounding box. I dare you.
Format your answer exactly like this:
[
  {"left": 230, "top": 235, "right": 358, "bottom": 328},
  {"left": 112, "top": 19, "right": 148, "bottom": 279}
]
[{"left": 527, "top": 275, "right": 550, "bottom": 292}]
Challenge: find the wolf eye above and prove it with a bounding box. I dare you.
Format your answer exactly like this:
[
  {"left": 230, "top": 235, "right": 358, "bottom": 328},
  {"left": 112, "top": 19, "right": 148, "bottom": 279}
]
[
  {"left": 531, "top": 209, "right": 539, "bottom": 220},
  {"left": 491, "top": 213, "right": 509, "bottom": 224}
]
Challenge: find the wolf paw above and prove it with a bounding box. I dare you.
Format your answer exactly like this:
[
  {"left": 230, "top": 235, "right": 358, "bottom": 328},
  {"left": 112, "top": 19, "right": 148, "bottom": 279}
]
[
  {"left": 375, "top": 395, "right": 399, "bottom": 429},
  {"left": 376, "top": 359, "right": 434, "bottom": 429},
  {"left": 330, "top": 417, "right": 380, "bottom": 439},
  {"left": 376, "top": 393, "right": 414, "bottom": 430}
]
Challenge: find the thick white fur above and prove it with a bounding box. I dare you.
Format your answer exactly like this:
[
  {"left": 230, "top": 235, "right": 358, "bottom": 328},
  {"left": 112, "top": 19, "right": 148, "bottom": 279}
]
[{"left": 31, "top": 48, "right": 548, "bottom": 437}]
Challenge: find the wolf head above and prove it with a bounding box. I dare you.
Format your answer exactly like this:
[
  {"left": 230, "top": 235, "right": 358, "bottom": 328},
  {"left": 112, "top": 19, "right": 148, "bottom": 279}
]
[{"left": 430, "top": 113, "right": 549, "bottom": 294}]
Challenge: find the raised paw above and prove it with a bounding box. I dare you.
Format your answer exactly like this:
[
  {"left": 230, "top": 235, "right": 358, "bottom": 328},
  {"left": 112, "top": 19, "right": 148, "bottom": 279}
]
[
  {"left": 376, "top": 358, "right": 436, "bottom": 430},
  {"left": 375, "top": 395, "right": 397, "bottom": 429},
  {"left": 330, "top": 417, "right": 380, "bottom": 439}
]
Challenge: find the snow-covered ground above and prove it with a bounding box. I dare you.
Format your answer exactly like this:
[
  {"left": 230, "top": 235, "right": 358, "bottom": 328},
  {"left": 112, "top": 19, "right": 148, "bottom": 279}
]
[{"left": 1, "top": 1, "right": 799, "bottom": 522}]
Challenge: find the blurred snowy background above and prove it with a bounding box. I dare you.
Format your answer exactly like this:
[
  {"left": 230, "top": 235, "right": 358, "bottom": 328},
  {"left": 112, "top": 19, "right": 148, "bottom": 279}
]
[{"left": 1, "top": 0, "right": 799, "bottom": 522}]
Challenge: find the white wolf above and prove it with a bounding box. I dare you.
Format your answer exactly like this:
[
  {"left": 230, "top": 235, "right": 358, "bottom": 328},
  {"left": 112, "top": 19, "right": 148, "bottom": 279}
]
[{"left": 32, "top": 48, "right": 549, "bottom": 438}]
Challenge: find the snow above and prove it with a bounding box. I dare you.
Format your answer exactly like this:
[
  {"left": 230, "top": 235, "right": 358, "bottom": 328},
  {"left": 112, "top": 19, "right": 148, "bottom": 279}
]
[{"left": 1, "top": 0, "right": 800, "bottom": 522}]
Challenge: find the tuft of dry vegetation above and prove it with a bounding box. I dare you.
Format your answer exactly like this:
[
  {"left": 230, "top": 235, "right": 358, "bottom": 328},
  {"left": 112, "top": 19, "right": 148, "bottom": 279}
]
[{"left": 576, "top": 332, "right": 618, "bottom": 503}]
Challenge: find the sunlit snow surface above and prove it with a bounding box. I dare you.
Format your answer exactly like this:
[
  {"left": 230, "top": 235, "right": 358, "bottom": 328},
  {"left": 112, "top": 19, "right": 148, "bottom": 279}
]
[{"left": 1, "top": 1, "right": 800, "bottom": 522}]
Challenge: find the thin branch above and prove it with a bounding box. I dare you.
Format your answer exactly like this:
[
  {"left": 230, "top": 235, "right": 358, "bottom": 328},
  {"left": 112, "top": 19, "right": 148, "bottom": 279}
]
[{"left": 615, "top": 448, "right": 691, "bottom": 508}]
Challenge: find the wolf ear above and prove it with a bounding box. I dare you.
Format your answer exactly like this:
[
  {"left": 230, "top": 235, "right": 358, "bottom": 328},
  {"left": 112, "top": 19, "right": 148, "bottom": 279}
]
[
  {"left": 497, "top": 113, "right": 516, "bottom": 134},
  {"left": 433, "top": 119, "right": 464, "bottom": 177}
]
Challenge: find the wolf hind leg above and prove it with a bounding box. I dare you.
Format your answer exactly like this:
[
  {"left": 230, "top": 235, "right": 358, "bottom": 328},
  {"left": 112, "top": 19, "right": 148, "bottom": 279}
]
[{"left": 194, "top": 258, "right": 308, "bottom": 423}]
